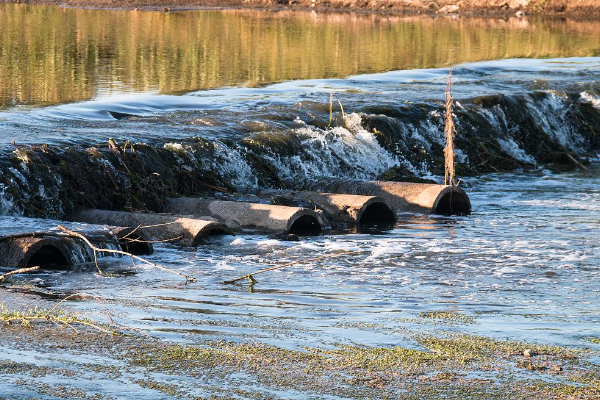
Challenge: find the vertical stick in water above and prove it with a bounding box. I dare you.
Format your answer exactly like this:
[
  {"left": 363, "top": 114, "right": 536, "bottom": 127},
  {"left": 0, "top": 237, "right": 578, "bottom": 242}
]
[
  {"left": 329, "top": 92, "right": 334, "bottom": 127},
  {"left": 444, "top": 70, "right": 457, "bottom": 186}
]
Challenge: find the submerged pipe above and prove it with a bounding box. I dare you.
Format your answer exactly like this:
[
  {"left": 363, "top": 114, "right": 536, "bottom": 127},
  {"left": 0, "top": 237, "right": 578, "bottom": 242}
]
[
  {"left": 166, "top": 198, "right": 324, "bottom": 235},
  {"left": 272, "top": 192, "right": 396, "bottom": 226},
  {"left": 0, "top": 230, "right": 119, "bottom": 270},
  {"left": 307, "top": 180, "right": 471, "bottom": 215},
  {"left": 68, "top": 210, "right": 232, "bottom": 247}
]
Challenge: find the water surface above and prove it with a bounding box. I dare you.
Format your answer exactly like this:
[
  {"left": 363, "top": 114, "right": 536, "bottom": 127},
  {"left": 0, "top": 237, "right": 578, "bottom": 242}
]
[
  {"left": 1, "top": 5, "right": 600, "bottom": 398},
  {"left": 2, "top": 4, "right": 600, "bottom": 109}
]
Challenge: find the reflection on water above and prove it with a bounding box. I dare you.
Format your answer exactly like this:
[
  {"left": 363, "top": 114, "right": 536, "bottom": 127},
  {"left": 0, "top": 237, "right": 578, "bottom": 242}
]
[{"left": 2, "top": 4, "right": 600, "bottom": 108}]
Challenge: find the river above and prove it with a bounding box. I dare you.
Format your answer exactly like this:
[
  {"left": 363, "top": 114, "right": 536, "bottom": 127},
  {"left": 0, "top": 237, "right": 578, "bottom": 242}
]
[{"left": 0, "top": 5, "right": 599, "bottom": 399}]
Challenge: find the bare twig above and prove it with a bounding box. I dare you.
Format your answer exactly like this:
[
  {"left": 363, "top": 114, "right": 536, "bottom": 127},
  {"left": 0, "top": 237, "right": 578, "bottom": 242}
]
[
  {"left": 221, "top": 250, "right": 356, "bottom": 285},
  {"left": 566, "top": 153, "right": 590, "bottom": 172},
  {"left": 49, "top": 293, "right": 94, "bottom": 314},
  {"left": 119, "top": 225, "right": 183, "bottom": 244},
  {"left": 0, "top": 266, "right": 40, "bottom": 283},
  {"left": 57, "top": 226, "right": 194, "bottom": 282},
  {"left": 123, "top": 217, "right": 184, "bottom": 243}
]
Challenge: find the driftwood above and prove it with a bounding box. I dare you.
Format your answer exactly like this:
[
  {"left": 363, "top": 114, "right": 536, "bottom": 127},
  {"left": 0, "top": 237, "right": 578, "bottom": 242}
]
[
  {"left": 58, "top": 226, "right": 194, "bottom": 281},
  {"left": 0, "top": 225, "right": 192, "bottom": 282},
  {"left": 0, "top": 266, "right": 41, "bottom": 283}
]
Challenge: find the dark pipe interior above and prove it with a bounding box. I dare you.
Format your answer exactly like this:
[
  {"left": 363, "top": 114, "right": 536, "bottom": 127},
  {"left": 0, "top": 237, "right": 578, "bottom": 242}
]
[
  {"left": 434, "top": 192, "right": 471, "bottom": 216},
  {"left": 118, "top": 233, "right": 153, "bottom": 256},
  {"left": 27, "top": 245, "right": 70, "bottom": 269},
  {"left": 358, "top": 202, "right": 397, "bottom": 226},
  {"left": 289, "top": 215, "right": 321, "bottom": 236},
  {"left": 193, "top": 228, "right": 232, "bottom": 245}
]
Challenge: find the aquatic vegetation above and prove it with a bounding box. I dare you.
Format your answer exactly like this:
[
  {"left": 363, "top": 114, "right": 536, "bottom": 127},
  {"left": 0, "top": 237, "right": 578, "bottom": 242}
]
[
  {"left": 419, "top": 311, "right": 475, "bottom": 325},
  {"left": 416, "top": 333, "right": 580, "bottom": 364},
  {"left": 2, "top": 321, "right": 599, "bottom": 399},
  {"left": 0, "top": 303, "right": 115, "bottom": 334},
  {"left": 443, "top": 70, "right": 457, "bottom": 186}
]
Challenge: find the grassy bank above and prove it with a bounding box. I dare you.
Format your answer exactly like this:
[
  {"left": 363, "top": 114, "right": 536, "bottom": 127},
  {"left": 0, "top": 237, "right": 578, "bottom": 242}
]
[{"left": 1, "top": 0, "right": 600, "bottom": 16}]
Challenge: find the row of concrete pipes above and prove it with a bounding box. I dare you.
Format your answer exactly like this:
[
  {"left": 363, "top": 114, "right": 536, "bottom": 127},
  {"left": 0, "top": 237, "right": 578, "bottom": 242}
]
[{"left": 0, "top": 181, "right": 471, "bottom": 271}]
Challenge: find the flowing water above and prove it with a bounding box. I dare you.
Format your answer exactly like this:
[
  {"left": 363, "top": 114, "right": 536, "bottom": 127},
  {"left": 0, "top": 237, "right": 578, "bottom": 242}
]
[{"left": 0, "top": 4, "right": 599, "bottom": 399}]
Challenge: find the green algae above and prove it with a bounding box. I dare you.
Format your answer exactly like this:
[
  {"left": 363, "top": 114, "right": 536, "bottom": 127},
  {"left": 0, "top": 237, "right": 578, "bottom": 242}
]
[{"left": 133, "top": 379, "right": 180, "bottom": 396}]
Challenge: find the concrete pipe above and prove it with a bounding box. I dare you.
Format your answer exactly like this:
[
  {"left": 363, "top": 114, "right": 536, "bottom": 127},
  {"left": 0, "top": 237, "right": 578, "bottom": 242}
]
[
  {"left": 165, "top": 198, "right": 324, "bottom": 235},
  {"left": 0, "top": 230, "right": 119, "bottom": 269},
  {"left": 307, "top": 180, "right": 471, "bottom": 215},
  {"left": 272, "top": 192, "right": 396, "bottom": 226},
  {"left": 68, "top": 210, "right": 232, "bottom": 247},
  {"left": 109, "top": 227, "right": 154, "bottom": 255}
]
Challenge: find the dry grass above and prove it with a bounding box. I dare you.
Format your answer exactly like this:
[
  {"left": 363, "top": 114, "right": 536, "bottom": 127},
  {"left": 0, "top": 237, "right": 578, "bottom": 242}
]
[{"left": 444, "top": 69, "right": 456, "bottom": 186}]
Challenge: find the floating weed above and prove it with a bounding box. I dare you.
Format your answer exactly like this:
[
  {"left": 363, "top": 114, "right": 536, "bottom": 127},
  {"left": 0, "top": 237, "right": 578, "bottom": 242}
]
[
  {"left": 419, "top": 311, "right": 475, "bottom": 325},
  {"left": 590, "top": 337, "right": 600, "bottom": 344},
  {"left": 529, "top": 381, "right": 600, "bottom": 398}
]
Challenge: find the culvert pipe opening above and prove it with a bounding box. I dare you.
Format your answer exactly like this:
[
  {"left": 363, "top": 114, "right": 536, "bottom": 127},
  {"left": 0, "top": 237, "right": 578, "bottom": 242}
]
[
  {"left": 27, "top": 244, "right": 70, "bottom": 269},
  {"left": 289, "top": 215, "right": 322, "bottom": 236},
  {"left": 113, "top": 228, "right": 154, "bottom": 256},
  {"left": 434, "top": 190, "right": 472, "bottom": 216},
  {"left": 358, "top": 202, "right": 397, "bottom": 226},
  {"left": 192, "top": 226, "right": 233, "bottom": 246}
]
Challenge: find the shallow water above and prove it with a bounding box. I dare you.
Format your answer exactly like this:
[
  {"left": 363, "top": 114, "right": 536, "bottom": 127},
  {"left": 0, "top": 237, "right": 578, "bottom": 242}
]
[
  {"left": 0, "top": 5, "right": 600, "bottom": 397},
  {"left": 2, "top": 169, "right": 599, "bottom": 352}
]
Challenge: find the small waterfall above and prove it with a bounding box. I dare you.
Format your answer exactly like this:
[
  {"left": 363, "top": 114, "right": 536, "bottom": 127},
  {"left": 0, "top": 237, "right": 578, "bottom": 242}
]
[{"left": 0, "top": 89, "right": 598, "bottom": 219}]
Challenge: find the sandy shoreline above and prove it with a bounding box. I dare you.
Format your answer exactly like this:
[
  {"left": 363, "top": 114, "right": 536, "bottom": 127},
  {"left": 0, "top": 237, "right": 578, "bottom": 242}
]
[{"left": 2, "top": 0, "right": 600, "bottom": 16}]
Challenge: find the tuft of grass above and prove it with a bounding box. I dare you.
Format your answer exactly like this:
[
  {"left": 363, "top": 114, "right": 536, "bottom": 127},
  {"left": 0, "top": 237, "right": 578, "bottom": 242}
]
[
  {"left": 444, "top": 69, "right": 457, "bottom": 186},
  {"left": 0, "top": 303, "right": 115, "bottom": 334}
]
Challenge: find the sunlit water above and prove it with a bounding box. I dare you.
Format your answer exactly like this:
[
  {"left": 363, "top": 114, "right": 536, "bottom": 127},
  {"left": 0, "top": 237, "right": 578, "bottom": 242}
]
[
  {"left": 0, "top": 4, "right": 599, "bottom": 363},
  {"left": 3, "top": 4, "right": 600, "bottom": 109},
  {"left": 2, "top": 170, "right": 599, "bottom": 352}
]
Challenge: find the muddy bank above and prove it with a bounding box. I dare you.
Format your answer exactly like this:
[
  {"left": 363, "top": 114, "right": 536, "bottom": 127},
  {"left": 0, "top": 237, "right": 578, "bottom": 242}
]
[{"left": 3, "top": 0, "right": 600, "bottom": 15}]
